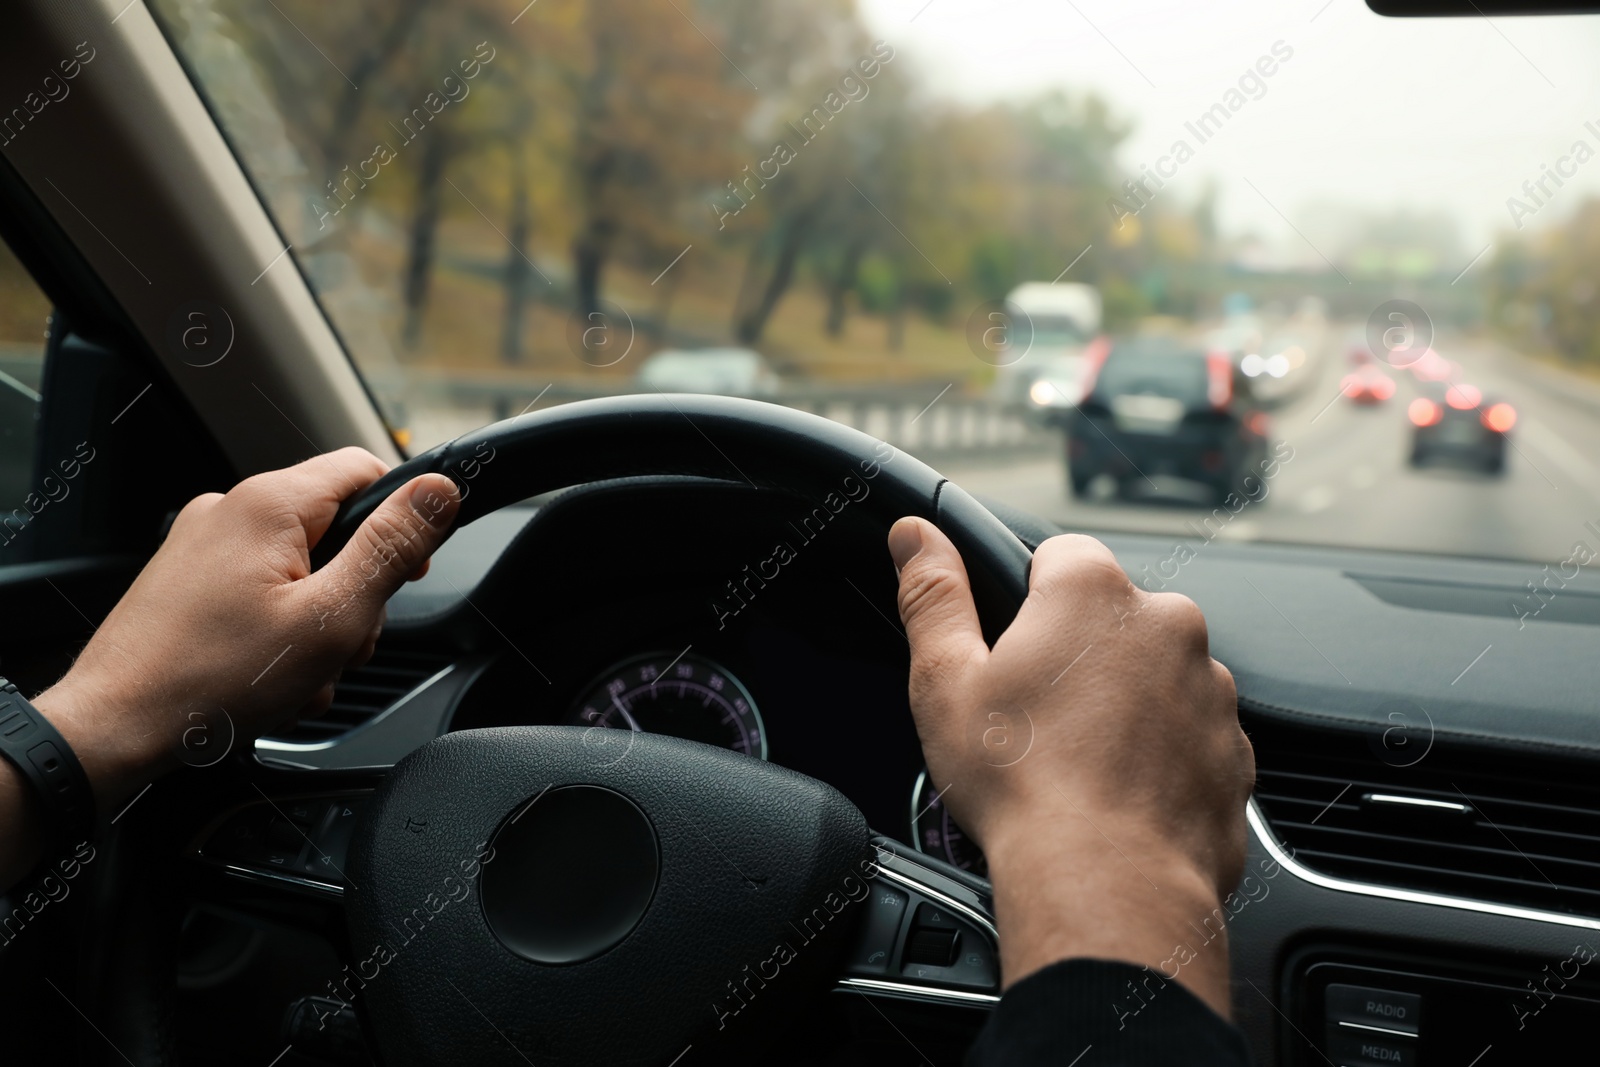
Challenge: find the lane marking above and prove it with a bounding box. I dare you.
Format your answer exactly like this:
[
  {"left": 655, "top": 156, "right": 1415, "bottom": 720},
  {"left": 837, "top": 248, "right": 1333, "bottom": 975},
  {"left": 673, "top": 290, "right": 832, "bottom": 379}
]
[{"left": 1297, "top": 485, "right": 1335, "bottom": 515}]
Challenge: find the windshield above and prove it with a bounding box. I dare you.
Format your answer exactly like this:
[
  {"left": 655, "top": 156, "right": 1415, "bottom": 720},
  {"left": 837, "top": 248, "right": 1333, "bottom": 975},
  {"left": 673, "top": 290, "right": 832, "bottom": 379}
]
[{"left": 150, "top": 0, "right": 1600, "bottom": 562}]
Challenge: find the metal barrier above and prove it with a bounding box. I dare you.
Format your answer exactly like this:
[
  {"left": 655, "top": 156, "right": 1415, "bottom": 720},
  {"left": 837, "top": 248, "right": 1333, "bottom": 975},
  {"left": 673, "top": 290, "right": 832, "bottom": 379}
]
[{"left": 396, "top": 375, "right": 1061, "bottom": 463}]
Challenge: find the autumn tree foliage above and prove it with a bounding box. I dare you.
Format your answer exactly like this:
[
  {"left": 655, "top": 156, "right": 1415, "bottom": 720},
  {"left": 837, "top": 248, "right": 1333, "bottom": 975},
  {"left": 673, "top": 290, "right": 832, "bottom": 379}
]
[{"left": 156, "top": 0, "right": 1156, "bottom": 370}]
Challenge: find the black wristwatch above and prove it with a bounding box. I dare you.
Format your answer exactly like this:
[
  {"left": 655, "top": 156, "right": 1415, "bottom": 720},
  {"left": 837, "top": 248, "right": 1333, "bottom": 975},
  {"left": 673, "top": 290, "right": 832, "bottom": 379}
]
[{"left": 0, "top": 678, "right": 95, "bottom": 853}]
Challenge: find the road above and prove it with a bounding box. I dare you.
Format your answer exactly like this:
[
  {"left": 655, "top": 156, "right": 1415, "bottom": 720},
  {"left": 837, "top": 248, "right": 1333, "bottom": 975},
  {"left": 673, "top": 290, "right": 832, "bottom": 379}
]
[{"left": 945, "top": 335, "right": 1600, "bottom": 566}]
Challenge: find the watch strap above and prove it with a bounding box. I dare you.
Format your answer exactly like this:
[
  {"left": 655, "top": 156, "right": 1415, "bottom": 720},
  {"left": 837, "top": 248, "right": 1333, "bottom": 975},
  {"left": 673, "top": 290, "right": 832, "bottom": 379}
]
[{"left": 0, "top": 678, "right": 95, "bottom": 848}]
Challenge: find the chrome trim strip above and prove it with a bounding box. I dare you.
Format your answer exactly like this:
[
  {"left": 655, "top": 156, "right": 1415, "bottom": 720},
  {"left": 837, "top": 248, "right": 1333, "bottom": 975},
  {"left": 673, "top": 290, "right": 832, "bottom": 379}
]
[
  {"left": 1364, "top": 793, "right": 1469, "bottom": 813},
  {"left": 255, "top": 665, "right": 454, "bottom": 754},
  {"left": 1248, "top": 799, "right": 1600, "bottom": 932},
  {"left": 837, "top": 977, "right": 1000, "bottom": 1007},
  {"left": 1336, "top": 1020, "right": 1415, "bottom": 1038},
  {"left": 215, "top": 862, "right": 344, "bottom": 899}
]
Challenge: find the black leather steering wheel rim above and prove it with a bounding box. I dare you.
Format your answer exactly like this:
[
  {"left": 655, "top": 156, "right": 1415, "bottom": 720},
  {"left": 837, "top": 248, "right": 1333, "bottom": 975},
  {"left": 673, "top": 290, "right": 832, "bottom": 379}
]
[
  {"left": 313, "top": 394, "right": 1034, "bottom": 644},
  {"left": 110, "top": 395, "right": 1038, "bottom": 1066}
]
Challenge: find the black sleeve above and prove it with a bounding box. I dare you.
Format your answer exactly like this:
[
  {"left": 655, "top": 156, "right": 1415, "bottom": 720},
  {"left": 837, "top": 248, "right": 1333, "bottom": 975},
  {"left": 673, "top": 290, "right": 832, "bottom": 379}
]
[{"left": 965, "top": 958, "right": 1253, "bottom": 1066}]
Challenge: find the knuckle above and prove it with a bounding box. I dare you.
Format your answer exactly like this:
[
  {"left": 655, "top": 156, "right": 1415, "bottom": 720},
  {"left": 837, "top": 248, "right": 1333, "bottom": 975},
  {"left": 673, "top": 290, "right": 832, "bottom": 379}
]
[
  {"left": 171, "top": 492, "right": 223, "bottom": 530},
  {"left": 1146, "top": 591, "right": 1209, "bottom": 641},
  {"left": 1212, "top": 658, "right": 1238, "bottom": 704},
  {"left": 1234, "top": 725, "right": 1258, "bottom": 793},
  {"left": 1033, "top": 550, "right": 1131, "bottom": 601},
  {"left": 229, "top": 471, "right": 291, "bottom": 514}
]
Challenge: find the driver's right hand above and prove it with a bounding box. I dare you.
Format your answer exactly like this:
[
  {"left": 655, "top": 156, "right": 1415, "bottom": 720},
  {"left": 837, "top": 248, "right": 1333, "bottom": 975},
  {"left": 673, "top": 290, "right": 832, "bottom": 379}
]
[{"left": 888, "top": 517, "right": 1254, "bottom": 1017}]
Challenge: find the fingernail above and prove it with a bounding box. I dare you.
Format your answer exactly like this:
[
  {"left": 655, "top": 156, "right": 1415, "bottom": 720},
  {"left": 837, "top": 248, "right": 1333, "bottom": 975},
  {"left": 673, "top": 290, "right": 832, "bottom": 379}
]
[{"left": 887, "top": 518, "right": 923, "bottom": 575}]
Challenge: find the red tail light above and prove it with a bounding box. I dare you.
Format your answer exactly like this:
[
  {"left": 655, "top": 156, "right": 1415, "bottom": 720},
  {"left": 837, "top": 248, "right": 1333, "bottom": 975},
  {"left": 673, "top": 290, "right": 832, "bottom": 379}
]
[
  {"left": 1206, "top": 350, "right": 1233, "bottom": 409},
  {"left": 1408, "top": 398, "right": 1442, "bottom": 427},
  {"left": 1245, "top": 411, "right": 1270, "bottom": 436},
  {"left": 1445, "top": 383, "right": 1482, "bottom": 410},
  {"left": 1482, "top": 402, "right": 1517, "bottom": 433},
  {"left": 1079, "top": 335, "right": 1111, "bottom": 396}
]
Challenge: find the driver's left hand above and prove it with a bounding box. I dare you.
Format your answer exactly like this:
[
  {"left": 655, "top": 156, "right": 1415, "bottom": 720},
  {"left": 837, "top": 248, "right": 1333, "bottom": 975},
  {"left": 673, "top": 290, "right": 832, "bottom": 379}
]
[{"left": 34, "top": 448, "right": 460, "bottom": 810}]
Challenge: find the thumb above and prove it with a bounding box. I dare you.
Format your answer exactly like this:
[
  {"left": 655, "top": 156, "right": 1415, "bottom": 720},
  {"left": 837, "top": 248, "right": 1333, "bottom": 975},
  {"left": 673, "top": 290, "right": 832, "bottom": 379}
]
[
  {"left": 889, "top": 517, "right": 986, "bottom": 673},
  {"left": 318, "top": 474, "right": 461, "bottom": 621}
]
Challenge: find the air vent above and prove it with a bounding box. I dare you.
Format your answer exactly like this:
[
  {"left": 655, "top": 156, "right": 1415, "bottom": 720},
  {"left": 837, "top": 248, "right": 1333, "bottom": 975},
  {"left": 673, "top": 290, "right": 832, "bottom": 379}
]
[
  {"left": 1251, "top": 722, "right": 1600, "bottom": 919},
  {"left": 264, "top": 647, "right": 453, "bottom": 743}
]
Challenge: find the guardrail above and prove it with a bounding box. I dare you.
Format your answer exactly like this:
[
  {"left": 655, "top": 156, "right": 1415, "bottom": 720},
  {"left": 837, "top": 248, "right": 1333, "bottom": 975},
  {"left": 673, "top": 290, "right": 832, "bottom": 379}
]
[{"left": 395, "top": 375, "right": 1061, "bottom": 463}]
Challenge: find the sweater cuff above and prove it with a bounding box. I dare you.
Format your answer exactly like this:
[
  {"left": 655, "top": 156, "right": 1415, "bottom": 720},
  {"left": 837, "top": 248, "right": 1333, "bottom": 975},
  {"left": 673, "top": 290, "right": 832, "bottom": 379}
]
[{"left": 965, "top": 958, "right": 1253, "bottom": 1066}]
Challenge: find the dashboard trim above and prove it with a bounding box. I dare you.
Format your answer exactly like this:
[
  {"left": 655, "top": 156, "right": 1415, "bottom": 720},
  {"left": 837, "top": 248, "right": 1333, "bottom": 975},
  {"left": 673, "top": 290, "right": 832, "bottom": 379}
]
[
  {"left": 1248, "top": 798, "right": 1600, "bottom": 932},
  {"left": 255, "top": 664, "right": 456, "bottom": 756}
]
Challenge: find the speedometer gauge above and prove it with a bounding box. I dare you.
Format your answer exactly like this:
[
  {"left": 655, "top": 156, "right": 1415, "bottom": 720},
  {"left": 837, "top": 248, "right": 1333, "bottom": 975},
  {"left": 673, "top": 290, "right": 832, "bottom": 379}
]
[
  {"left": 911, "top": 769, "right": 987, "bottom": 877},
  {"left": 566, "top": 652, "right": 766, "bottom": 759}
]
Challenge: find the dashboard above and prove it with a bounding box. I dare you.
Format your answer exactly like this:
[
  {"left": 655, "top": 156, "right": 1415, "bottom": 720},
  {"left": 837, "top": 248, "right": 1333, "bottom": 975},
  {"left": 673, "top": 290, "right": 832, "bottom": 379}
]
[{"left": 241, "top": 474, "right": 1600, "bottom": 1066}]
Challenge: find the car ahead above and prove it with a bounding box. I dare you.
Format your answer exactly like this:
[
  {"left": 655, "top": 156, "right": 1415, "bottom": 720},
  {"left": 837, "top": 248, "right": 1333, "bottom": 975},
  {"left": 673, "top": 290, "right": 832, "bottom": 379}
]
[
  {"left": 634, "top": 347, "right": 780, "bottom": 397},
  {"left": 1067, "top": 337, "right": 1270, "bottom": 502},
  {"left": 1341, "top": 362, "right": 1396, "bottom": 405},
  {"left": 1407, "top": 381, "right": 1516, "bottom": 473}
]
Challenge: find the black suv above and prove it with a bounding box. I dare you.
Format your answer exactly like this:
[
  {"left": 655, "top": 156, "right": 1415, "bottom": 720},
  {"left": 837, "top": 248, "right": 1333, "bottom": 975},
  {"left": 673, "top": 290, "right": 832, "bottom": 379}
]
[{"left": 1066, "top": 337, "right": 1270, "bottom": 502}]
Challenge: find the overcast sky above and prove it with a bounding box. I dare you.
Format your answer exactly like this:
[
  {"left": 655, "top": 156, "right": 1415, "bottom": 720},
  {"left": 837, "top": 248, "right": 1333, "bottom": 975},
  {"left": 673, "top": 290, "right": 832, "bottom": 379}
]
[{"left": 858, "top": 0, "right": 1600, "bottom": 269}]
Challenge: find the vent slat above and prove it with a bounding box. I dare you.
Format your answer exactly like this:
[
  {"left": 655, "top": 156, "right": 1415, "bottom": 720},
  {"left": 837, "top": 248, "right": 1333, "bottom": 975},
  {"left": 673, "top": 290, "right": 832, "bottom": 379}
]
[
  {"left": 263, "top": 648, "right": 449, "bottom": 744},
  {"left": 1253, "top": 729, "right": 1600, "bottom": 919},
  {"left": 1270, "top": 819, "right": 1600, "bottom": 877}
]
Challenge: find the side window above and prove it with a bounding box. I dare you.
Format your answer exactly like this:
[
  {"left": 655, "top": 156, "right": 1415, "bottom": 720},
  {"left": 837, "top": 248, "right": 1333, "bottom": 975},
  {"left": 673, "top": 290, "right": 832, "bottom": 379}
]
[{"left": 0, "top": 238, "right": 48, "bottom": 514}]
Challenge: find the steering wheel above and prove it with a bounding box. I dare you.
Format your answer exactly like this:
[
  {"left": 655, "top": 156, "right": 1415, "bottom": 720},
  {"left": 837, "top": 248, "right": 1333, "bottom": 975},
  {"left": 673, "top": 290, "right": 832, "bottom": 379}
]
[{"left": 135, "top": 396, "right": 1036, "bottom": 1066}]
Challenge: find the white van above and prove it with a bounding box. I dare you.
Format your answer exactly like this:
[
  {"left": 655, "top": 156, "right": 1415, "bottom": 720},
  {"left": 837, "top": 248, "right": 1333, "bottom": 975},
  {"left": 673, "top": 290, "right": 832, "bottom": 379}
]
[{"left": 990, "top": 282, "right": 1102, "bottom": 418}]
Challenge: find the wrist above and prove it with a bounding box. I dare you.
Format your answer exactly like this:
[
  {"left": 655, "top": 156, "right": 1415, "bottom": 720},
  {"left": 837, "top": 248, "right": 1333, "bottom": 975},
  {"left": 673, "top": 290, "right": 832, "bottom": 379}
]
[
  {"left": 982, "top": 810, "right": 1234, "bottom": 1019},
  {"left": 34, "top": 675, "right": 168, "bottom": 814}
]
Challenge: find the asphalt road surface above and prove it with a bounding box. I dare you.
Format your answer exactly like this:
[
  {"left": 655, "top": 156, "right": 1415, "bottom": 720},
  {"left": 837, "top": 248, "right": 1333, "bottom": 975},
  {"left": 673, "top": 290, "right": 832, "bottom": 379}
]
[{"left": 945, "top": 335, "right": 1600, "bottom": 567}]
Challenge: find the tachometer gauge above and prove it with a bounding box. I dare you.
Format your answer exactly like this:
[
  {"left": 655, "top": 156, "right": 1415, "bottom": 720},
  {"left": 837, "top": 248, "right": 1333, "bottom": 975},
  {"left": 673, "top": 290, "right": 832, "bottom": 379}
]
[
  {"left": 911, "top": 769, "right": 987, "bottom": 877},
  {"left": 567, "top": 652, "right": 766, "bottom": 759}
]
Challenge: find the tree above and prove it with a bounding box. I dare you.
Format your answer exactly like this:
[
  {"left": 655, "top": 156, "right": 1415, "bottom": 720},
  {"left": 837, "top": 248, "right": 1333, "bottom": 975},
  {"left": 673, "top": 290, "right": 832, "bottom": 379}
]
[{"left": 562, "top": 0, "right": 752, "bottom": 319}]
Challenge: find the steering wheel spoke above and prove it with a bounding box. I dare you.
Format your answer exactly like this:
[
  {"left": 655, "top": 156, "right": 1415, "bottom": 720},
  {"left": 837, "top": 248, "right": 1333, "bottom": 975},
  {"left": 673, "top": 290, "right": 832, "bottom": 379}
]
[
  {"left": 189, "top": 790, "right": 373, "bottom": 901},
  {"left": 839, "top": 838, "right": 1001, "bottom": 1009}
]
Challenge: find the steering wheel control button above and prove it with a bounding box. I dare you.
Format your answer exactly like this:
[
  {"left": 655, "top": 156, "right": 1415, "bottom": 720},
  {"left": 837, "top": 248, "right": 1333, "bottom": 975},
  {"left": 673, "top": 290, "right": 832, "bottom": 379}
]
[
  {"left": 904, "top": 927, "right": 959, "bottom": 967},
  {"left": 846, "top": 885, "right": 908, "bottom": 975},
  {"left": 842, "top": 880, "right": 999, "bottom": 992},
  {"left": 196, "top": 794, "right": 369, "bottom": 894},
  {"left": 1326, "top": 984, "right": 1422, "bottom": 1037},
  {"left": 900, "top": 900, "right": 997, "bottom": 989},
  {"left": 481, "top": 785, "right": 660, "bottom": 965}
]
